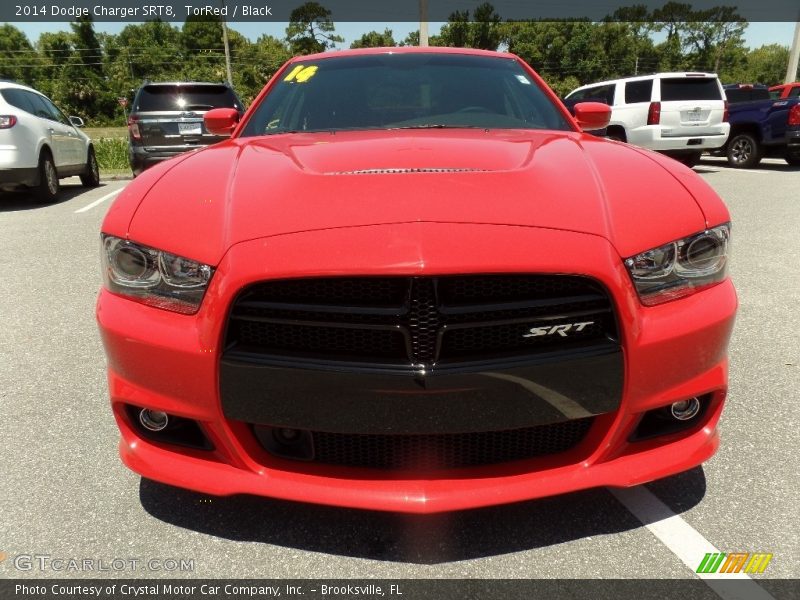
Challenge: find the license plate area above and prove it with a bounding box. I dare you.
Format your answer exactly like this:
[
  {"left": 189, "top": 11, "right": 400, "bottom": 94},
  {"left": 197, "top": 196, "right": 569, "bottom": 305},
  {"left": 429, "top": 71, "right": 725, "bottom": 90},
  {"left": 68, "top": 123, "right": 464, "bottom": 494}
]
[
  {"left": 683, "top": 109, "right": 708, "bottom": 123},
  {"left": 178, "top": 122, "right": 202, "bottom": 135}
]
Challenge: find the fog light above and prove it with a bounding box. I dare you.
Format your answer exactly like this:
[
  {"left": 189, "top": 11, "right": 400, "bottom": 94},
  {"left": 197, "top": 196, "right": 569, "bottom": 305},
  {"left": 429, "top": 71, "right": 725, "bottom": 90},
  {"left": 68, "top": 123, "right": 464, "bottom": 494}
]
[
  {"left": 670, "top": 398, "right": 701, "bottom": 421},
  {"left": 139, "top": 409, "right": 169, "bottom": 431},
  {"left": 276, "top": 428, "right": 301, "bottom": 443}
]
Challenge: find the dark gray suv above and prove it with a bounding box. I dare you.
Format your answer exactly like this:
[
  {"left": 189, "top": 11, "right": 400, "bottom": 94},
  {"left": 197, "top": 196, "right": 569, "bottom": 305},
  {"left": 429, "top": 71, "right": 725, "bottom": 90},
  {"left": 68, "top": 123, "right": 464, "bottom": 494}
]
[{"left": 128, "top": 82, "right": 243, "bottom": 175}]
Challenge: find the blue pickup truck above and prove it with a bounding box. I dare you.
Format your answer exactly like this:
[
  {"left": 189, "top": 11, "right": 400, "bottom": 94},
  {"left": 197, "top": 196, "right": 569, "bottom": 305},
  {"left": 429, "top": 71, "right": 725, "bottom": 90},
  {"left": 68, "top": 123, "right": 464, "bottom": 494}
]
[{"left": 722, "top": 84, "right": 800, "bottom": 168}]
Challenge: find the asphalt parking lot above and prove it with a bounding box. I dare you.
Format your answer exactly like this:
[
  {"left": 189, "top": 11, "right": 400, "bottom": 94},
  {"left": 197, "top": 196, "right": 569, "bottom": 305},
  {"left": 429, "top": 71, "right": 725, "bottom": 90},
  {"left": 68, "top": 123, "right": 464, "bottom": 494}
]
[{"left": 0, "top": 157, "right": 797, "bottom": 588}]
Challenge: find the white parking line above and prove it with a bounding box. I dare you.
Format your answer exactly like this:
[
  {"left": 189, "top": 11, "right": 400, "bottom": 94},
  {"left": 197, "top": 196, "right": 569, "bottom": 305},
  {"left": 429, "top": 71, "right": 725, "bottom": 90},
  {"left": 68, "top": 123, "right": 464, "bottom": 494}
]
[
  {"left": 74, "top": 186, "right": 125, "bottom": 214},
  {"left": 700, "top": 169, "right": 779, "bottom": 175},
  {"left": 610, "top": 486, "right": 776, "bottom": 600}
]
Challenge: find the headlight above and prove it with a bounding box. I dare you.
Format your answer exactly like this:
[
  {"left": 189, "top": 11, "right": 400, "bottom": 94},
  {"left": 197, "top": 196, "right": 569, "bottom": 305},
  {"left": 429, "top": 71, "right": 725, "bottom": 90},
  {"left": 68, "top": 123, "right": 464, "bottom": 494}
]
[
  {"left": 624, "top": 224, "right": 730, "bottom": 306},
  {"left": 101, "top": 235, "right": 213, "bottom": 314}
]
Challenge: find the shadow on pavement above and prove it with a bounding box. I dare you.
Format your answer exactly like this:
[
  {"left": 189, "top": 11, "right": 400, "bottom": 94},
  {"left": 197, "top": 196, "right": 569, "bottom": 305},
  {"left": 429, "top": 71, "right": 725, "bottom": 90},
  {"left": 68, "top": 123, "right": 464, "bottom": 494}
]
[
  {"left": 139, "top": 467, "right": 707, "bottom": 564},
  {"left": 0, "top": 181, "right": 113, "bottom": 213}
]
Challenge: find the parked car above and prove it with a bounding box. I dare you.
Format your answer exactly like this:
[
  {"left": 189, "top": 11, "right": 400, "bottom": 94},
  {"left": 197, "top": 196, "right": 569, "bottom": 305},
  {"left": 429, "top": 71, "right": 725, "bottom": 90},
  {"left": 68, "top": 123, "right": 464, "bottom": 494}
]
[
  {"left": 722, "top": 83, "right": 800, "bottom": 167},
  {"left": 98, "top": 48, "right": 736, "bottom": 513},
  {"left": 565, "top": 72, "right": 730, "bottom": 166},
  {"left": 769, "top": 82, "right": 800, "bottom": 99},
  {"left": 0, "top": 81, "right": 100, "bottom": 201},
  {"left": 127, "top": 81, "right": 244, "bottom": 175}
]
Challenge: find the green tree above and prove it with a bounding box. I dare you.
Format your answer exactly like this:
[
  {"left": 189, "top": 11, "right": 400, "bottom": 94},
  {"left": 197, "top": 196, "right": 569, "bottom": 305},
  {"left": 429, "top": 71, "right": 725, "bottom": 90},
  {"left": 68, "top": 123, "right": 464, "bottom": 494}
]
[
  {"left": 682, "top": 7, "right": 747, "bottom": 73},
  {"left": 400, "top": 30, "right": 420, "bottom": 46},
  {"left": 728, "top": 44, "right": 789, "bottom": 85},
  {"left": 285, "top": 2, "right": 343, "bottom": 55},
  {"left": 71, "top": 15, "right": 103, "bottom": 75},
  {"left": 350, "top": 29, "right": 396, "bottom": 49},
  {"left": 471, "top": 3, "right": 503, "bottom": 50},
  {"left": 233, "top": 34, "right": 291, "bottom": 104},
  {"left": 439, "top": 3, "right": 502, "bottom": 50},
  {"left": 113, "top": 20, "right": 182, "bottom": 83},
  {"left": 652, "top": 2, "right": 694, "bottom": 40},
  {"left": 0, "top": 24, "right": 36, "bottom": 84}
]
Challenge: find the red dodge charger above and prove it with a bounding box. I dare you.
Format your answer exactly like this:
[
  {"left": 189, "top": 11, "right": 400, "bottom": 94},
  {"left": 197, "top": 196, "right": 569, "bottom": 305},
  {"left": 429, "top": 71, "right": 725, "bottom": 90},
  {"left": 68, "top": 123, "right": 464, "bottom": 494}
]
[{"left": 97, "top": 48, "right": 736, "bottom": 513}]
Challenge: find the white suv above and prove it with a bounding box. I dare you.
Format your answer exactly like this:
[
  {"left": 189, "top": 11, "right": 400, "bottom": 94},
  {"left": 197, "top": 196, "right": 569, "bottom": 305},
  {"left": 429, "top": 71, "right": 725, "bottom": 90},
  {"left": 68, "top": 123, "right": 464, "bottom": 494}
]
[
  {"left": 565, "top": 72, "right": 730, "bottom": 166},
  {"left": 0, "top": 81, "right": 100, "bottom": 201}
]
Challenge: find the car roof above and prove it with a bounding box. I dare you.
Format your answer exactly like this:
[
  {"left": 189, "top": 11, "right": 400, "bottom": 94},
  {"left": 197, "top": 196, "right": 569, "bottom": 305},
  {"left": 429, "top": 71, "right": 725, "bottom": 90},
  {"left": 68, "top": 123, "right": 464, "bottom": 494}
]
[
  {"left": 571, "top": 72, "right": 718, "bottom": 92},
  {"left": 139, "top": 81, "right": 229, "bottom": 87},
  {"left": 288, "top": 46, "right": 518, "bottom": 63},
  {"left": 0, "top": 80, "right": 45, "bottom": 93}
]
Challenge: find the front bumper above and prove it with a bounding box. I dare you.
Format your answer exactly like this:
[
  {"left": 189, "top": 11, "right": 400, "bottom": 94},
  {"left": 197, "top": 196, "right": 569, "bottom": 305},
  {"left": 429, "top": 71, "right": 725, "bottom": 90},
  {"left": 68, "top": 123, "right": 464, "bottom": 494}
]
[{"left": 97, "top": 223, "right": 737, "bottom": 513}]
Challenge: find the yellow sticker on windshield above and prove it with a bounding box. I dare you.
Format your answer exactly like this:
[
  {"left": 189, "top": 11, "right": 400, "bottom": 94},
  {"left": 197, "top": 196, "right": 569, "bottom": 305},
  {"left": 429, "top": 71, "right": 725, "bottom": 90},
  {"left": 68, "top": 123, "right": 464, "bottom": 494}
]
[{"left": 284, "top": 65, "right": 318, "bottom": 83}]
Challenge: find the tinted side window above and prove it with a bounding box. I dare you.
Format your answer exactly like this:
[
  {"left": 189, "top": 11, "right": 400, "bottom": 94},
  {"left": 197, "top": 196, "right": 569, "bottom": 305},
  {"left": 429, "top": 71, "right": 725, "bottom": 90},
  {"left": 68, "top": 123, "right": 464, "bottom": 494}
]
[
  {"left": 725, "top": 88, "right": 749, "bottom": 103},
  {"left": 1, "top": 88, "right": 37, "bottom": 114},
  {"left": 625, "top": 80, "right": 653, "bottom": 103},
  {"left": 40, "top": 96, "right": 70, "bottom": 125},
  {"left": 568, "top": 88, "right": 587, "bottom": 101},
  {"left": 790, "top": 87, "right": 800, "bottom": 98},
  {"left": 25, "top": 92, "right": 56, "bottom": 120},
  {"left": 661, "top": 78, "right": 722, "bottom": 101},
  {"left": 578, "top": 84, "right": 615, "bottom": 105}
]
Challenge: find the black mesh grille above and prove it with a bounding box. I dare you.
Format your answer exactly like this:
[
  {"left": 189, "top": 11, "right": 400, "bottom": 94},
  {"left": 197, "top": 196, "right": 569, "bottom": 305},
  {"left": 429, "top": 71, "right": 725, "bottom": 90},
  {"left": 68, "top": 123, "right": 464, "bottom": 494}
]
[
  {"left": 245, "top": 277, "right": 408, "bottom": 305},
  {"left": 408, "top": 279, "right": 439, "bottom": 364},
  {"left": 297, "top": 418, "right": 594, "bottom": 470},
  {"left": 439, "top": 275, "right": 595, "bottom": 304},
  {"left": 225, "top": 275, "right": 616, "bottom": 366},
  {"left": 236, "top": 321, "right": 406, "bottom": 359}
]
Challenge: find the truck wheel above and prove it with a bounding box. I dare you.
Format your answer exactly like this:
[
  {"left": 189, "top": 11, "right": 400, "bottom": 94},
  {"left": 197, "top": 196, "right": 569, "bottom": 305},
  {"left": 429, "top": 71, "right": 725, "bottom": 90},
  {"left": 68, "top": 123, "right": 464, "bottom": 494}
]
[
  {"left": 785, "top": 154, "right": 800, "bottom": 167},
  {"left": 726, "top": 133, "right": 762, "bottom": 168},
  {"left": 34, "top": 151, "right": 59, "bottom": 202}
]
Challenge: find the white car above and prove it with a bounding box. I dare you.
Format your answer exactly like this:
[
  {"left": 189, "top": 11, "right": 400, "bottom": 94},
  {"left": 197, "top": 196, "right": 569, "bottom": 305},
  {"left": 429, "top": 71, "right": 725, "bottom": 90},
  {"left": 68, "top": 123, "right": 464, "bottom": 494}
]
[
  {"left": 0, "top": 81, "right": 100, "bottom": 201},
  {"left": 565, "top": 72, "right": 730, "bottom": 166}
]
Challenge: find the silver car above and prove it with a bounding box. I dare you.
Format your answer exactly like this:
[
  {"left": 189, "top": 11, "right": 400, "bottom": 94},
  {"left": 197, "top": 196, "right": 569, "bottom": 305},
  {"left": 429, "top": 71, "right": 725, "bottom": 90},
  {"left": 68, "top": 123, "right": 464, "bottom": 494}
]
[{"left": 0, "top": 81, "right": 100, "bottom": 201}]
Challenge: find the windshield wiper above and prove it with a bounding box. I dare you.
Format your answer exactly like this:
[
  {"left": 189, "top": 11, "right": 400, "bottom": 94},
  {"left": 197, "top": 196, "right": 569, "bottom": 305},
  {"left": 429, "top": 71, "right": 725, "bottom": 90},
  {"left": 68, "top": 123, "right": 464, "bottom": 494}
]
[{"left": 389, "top": 124, "right": 486, "bottom": 130}]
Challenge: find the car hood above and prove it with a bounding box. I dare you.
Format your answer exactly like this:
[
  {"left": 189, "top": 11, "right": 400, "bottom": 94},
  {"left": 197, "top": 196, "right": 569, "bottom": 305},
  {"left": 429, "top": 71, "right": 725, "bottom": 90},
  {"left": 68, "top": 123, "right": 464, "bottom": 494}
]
[{"left": 126, "top": 129, "right": 708, "bottom": 265}]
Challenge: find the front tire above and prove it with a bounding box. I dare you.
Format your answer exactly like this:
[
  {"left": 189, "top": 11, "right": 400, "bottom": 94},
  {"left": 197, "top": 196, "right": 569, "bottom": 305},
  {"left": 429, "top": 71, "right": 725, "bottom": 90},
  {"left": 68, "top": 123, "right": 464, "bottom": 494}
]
[
  {"left": 80, "top": 146, "right": 101, "bottom": 187},
  {"left": 726, "top": 133, "right": 762, "bottom": 169},
  {"left": 34, "top": 151, "right": 59, "bottom": 202},
  {"left": 785, "top": 154, "right": 800, "bottom": 167}
]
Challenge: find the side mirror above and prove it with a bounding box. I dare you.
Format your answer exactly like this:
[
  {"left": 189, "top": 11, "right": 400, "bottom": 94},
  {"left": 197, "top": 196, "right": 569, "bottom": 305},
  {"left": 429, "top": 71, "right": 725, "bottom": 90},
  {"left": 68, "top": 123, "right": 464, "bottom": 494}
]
[
  {"left": 69, "top": 116, "right": 85, "bottom": 128},
  {"left": 204, "top": 108, "right": 240, "bottom": 136},
  {"left": 573, "top": 102, "right": 611, "bottom": 131}
]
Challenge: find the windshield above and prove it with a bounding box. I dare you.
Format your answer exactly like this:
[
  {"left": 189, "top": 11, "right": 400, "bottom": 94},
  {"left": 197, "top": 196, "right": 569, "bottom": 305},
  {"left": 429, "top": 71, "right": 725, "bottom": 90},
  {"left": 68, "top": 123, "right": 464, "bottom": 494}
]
[{"left": 240, "top": 53, "right": 571, "bottom": 137}]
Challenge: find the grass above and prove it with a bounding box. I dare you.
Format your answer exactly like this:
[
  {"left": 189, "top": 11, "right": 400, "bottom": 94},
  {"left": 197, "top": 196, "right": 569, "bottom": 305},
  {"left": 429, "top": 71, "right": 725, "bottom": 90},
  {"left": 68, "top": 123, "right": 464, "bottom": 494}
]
[
  {"left": 87, "top": 127, "right": 130, "bottom": 172},
  {"left": 84, "top": 126, "right": 130, "bottom": 173},
  {"left": 85, "top": 126, "right": 127, "bottom": 139}
]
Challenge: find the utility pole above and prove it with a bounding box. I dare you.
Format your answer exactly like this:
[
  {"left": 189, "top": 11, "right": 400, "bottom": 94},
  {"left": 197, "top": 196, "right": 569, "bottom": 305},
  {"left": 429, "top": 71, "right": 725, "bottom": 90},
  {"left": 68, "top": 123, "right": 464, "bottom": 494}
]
[
  {"left": 786, "top": 20, "right": 800, "bottom": 83},
  {"left": 221, "top": 0, "right": 233, "bottom": 85},
  {"left": 419, "top": 0, "right": 429, "bottom": 47}
]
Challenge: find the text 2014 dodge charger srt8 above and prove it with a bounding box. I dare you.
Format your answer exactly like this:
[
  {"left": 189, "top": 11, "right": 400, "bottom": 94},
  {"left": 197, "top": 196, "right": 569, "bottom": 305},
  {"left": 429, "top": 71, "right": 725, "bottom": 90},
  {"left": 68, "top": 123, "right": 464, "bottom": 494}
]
[{"left": 97, "top": 48, "right": 736, "bottom": 513}]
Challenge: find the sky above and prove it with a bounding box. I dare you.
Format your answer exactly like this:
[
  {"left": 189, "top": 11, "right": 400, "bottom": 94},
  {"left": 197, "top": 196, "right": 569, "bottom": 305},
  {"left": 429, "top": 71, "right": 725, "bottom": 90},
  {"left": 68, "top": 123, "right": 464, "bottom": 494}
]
[{"left": 8, "top": 21, "right": 798, "bottom": 51}]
